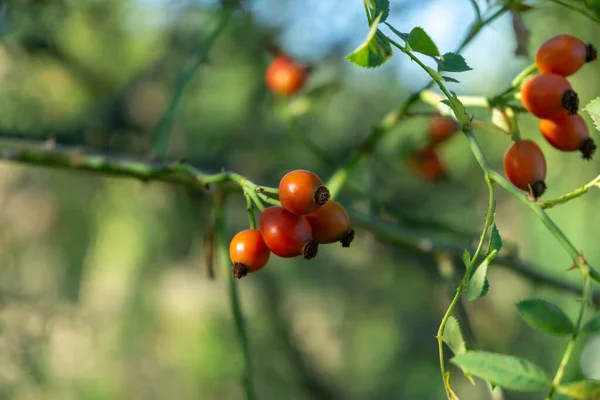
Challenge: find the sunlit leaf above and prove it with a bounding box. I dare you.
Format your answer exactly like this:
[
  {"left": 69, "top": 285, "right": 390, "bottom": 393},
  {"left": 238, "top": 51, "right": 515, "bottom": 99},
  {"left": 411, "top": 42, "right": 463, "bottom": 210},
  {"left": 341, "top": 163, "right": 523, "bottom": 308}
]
[
  {"left": 462, "top": 249, "right": 471, "bottom": 268},
  {"left": 584, "top": 97, "right": 600, "bottom": 132},
  {"left": 346, "top": 13, "right": 392, "bottom": 68},
  {"left": 443, "top": 316, "right": 467, "bottom": 356},
  {"left": 451, "top": 351, "right": 550, "bottom": 392},
  {"left": 365, "top": 0, "right": 389, "bottom": 22},
  {"left": 407, "top": 27, "right": 440, "bottom": 57},
  {"left": 466, "top": 250, "right": 497, "bottom": 301}
]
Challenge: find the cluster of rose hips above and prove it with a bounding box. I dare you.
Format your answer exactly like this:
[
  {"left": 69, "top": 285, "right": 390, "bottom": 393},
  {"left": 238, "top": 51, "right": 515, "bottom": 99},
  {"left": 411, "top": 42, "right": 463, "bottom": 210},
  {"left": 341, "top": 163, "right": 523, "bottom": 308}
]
[
  {"left": 229, "top": 170, "right": 354, "bottom": 279},
  {"left": 506, "top": 34, "right": 597, "bottom": 200},
  {"left": 404, "top": 116, "right": 460, "bottom": 181}
]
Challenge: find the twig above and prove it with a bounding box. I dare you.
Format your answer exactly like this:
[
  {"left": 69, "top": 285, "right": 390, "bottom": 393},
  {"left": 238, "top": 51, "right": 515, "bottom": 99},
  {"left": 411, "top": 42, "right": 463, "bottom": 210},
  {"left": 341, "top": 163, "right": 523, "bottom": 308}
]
[
  {"left": 351, "top": 212, "right": 600, "bottom": 304},
  {"left": 326, "top": 4, "right": 510, "bottom": 198},
  {"left": 0, "top": 138, "right": 596, "bottom": 302},
  {"left": 546, "top": 273, "right": 592, "bottom": 399},
  {"left": 215, "top": 191, "right": 257, "bottom": 400},
  {"left": 151, "top": 8, "right": 234, "bottom": 157},
  {"left": 539, "top": 174, "right": 600, "bottom": 209}
]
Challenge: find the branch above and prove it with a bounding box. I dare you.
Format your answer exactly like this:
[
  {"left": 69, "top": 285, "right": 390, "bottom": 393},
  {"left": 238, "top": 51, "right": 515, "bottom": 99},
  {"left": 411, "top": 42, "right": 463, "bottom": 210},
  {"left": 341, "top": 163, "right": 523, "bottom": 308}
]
[
  {"left": 325, "top": 4, "right": 510, "bottom": 197},
  {"left": 0, "top": 138, "right": 595, "bottom": 302},
  {"left": 351, "top": 212, "right": 600, "bottom": 304},
  {"left": 216, "top": 191, "right": 257, "bottom": 400},
  {"left": 387, "top": 38, "right": 598, "bottom": 281},
  {"left": 538, "top": 174, "right": 600, "bottom": 209},
  {"left": 151, "top": 7, "right": 234, "bottom": 157}
]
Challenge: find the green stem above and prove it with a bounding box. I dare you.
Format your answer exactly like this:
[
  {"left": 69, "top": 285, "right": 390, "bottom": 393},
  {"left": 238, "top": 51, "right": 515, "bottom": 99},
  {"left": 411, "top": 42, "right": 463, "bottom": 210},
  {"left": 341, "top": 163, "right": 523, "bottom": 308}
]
[
  {"left": 546, "top": 274, "right": 592, "bottom": 399},
  {"left": 151, "top": 8, "right": 234, "bottom": 157},
  {"left": 421, "top": 90, "right": 490, "bottom": 109},
  {"left": 255, "top": 192, "right": 282, "bottom": 207},
  {"left": 326, "top": 4, "right": 508, "bottom": 197},
  {"left": 437, "top": 287, "right": 464, "bottom": 397},
  {"left": 256, "top": 186, "right": 279, "bottom": 195},
  {"left": 215, "top": 192, "right": 257, "bottom": 400},
  {"left": 1, "top": 138, "right": 598, "bottom": 299},
  {"left": 490, "top": 63, "right": 537, "bottom": 104},
  {"left": 457, "top": 6, "right": 508, "bottom": 53},
  {"left": 389, "top": 34, "right": 600, "bottom": 398},
  {"left": 391, "top": 35, "right": 591, "bottom": 273},
  {"left": 436, "top": 176, "right": 496, "bottom": 397},
  {"left": 245, "top": 194, "right": 257, "bottom": 229},
  {"left": 539, "top": 174, "right": 600, "bottom": 209}
]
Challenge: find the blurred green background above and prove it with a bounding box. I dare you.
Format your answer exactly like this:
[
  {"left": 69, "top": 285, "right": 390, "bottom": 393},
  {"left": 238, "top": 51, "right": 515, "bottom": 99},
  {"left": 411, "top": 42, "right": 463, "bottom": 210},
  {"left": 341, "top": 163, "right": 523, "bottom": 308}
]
[{"left": 0, "top": 0, "right": 598, "bottom": 399}]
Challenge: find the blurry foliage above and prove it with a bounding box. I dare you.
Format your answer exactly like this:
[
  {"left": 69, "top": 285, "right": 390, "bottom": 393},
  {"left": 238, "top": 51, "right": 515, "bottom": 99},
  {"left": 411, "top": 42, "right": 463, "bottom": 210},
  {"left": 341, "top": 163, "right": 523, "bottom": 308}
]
[{"left": 0, "top": 0, "right": 597, "bottom": 399}]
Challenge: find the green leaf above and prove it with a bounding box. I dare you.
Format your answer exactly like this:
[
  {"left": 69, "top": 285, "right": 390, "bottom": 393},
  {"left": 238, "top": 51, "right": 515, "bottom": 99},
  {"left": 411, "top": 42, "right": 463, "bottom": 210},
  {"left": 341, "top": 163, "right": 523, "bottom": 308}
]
[
  {"left": 583, "top": 314, "right": 600, "bottom": 334},
  {"left": 366, "top": 0, "right": 389, "bottom": 23},
  {"left": 346, "top": 13, "right": 392, "bottom": 68},
  {"left": 481, "top": 278, "right": 490, "bottom": 298},
  {"left": 466, "top": 250, "right": 497, "bottom": 301},
  {"left": 442, "top": 76, "right": 460, "bottom": 83},
  {"left": 584, "top": 97, "right": 600, "bottom": 132},
  {"left": 462, "top": 249, "right": 471, "bottom": 268},
  {"left": 489, "top": 223, "right": 503, "bottom": 253},
  {"left": 516, "top": 299, "right": 574, "bottom": 335},
  {"left": 407, "top": 27, "right": 440, "bottom": 57},
  {"left": 443, "top": 316, "right": 466, "bottom": 356},
  {"left": 451, "top": 351, "right": 550, "bottom": 392},
  {"left": 557, "top": 380, "right": 600, "bottom": 399},
  {"left": 384, "top": 22, "right": 409, "bottom": 41},
  {"left": 438, "top": 52, "right": 472, "bottom": 73}
]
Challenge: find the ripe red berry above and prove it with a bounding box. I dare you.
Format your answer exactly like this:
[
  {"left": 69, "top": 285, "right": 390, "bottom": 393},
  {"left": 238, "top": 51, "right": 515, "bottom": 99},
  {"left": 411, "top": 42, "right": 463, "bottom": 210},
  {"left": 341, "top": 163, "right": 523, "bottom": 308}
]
[
  {"left": 229, "top": 229, "right": 271, "bottom": 279},
  {"left": 520, "top": 74, "right": 579, "bottom": 119},
  {"left": 539, "top": 115, "right": 597, "bottom": 159},
  {"left": 279, "top": 169, "right": 330, "bottom": 215},
  {"left": 306, "top": 200, "right": 354, "bottom": 247},
  {"left": 536, "top": 35, "right": 597, "bottom": 77},
  {"left": 405, "top": 147, "right": 447, "bottom": 182},
  {"left": 259, "top": 206, "right": 318, "bottom": 259},
  {"left": 503, "top": 139, "right": 547, "bottom": 200},
  {"left": 428, "top": 116, "right": 460, "bottom": 145},
  {"left": 265, "top": 55, "right": 309, "bottom": 96}
]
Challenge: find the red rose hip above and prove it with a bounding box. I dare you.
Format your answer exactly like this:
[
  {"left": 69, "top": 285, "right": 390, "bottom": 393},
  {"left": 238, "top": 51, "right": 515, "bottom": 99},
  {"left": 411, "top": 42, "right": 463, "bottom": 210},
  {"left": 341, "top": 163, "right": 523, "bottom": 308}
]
[
  {"left": 259, "top": 206, "right": 318, "bottom": 259},
  {"left": 503, "top": 139, "right": 547, "bottom": 200}
]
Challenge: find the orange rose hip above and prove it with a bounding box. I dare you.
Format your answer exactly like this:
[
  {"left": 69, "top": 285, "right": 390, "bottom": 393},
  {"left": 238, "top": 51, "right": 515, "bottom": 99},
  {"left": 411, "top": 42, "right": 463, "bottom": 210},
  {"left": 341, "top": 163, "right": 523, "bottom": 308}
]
[
  {"left": 520, "top": 74, "right": 579, "bottom": 119},
  {"left": 229, "top": 229, "right": 271, "bottom": 279},
  {"left": 279, "top": 169, "right": 330, "bottom": 215},
  {"left": 536, "top": 34, "right": 597, "bottom": 77}
]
